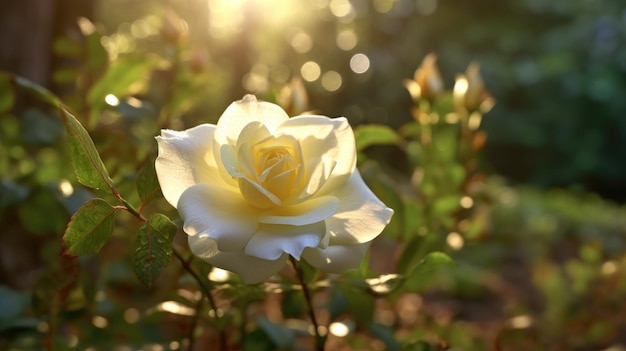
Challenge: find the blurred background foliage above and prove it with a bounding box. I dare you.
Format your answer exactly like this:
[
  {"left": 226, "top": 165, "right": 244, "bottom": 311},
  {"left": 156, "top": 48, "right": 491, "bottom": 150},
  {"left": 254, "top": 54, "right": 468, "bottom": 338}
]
[
  {"left": 1, "top": 0, "right": 626, "bottom": 350},
  {"left": 90, "top": 0, "right": 626, "bottom": 198}
]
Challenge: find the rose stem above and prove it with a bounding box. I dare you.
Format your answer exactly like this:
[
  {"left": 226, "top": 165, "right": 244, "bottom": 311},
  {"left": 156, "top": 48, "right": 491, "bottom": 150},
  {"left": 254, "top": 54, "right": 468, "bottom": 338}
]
[
  {"left": 289, "top": 256, "right": 325, "bottom": 351},
  {"left": 173, "top": 248, "right": 228, "bottom": 351}
]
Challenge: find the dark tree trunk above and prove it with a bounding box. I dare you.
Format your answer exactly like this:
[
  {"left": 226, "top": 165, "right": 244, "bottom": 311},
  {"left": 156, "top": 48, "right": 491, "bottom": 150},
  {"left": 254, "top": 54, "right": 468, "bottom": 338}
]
[
  {"left": 0, "top": 0, "right": 95, "bottom": 290},
  {"left": 0, "top": 0, "right": 95, "bottom": 88}
]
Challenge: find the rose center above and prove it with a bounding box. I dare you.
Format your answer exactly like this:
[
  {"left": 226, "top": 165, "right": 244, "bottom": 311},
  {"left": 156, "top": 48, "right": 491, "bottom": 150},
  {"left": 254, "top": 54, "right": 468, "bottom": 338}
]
[{"left": 254, "top": 146, "right": 299, "bottom": 200}]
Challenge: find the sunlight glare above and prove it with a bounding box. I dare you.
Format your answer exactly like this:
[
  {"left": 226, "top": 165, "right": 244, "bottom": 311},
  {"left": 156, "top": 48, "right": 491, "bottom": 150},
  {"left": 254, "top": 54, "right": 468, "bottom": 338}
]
[
  {"left": 209, "top": 267, "right": 231, "bottom": 282},
  {"left": 105, "top": 94, "right": 120, "bottom": 106},
  {"left": 446, "top": 232, "right": 464, "bottom": 250},
  {"left": 322, "top": 71, "right": 342, "bottom": 91},
  {"left": 208, "top": 0, "right": 307, "bottom": 37},
  {"left": 336, "top": 29, "right": 358, "bottom": 50},
  {"left": 329, "top": 0, "right": 353, "bottom": 18},
  {"left": 58, "top": 179, "right": 74, "bottom": 197},
  {"left": 301, "top": 61, "right": 321, "bottom": 81},
  {"left": 350, "top": 53, "right": 370, "bottom": 74},
  {"left": 601, "top": 261, "right": 617, "bottom": 275},
  {"left": 453, "top": 76, "right": 469, "bottom": 102},
  {"left": 460, "top": 196, "right": 474, "bottom": 209},
  {"left": 124, "top": 308, "right": 140, "bottom": 323},
  {"left": 468, "top": 112, "right": 483, "bottom": 130},
  {"left": 290, "top": 30, "right": 313, "bottom": 53},
  {"left": 92, "top": 315, "right": 108, "bottom": 328},
  {"left": 509, "top": 314, "right": 533, "bottom": 329},
  {"left": 373, "top": 0, "right": 394, "bottom": 14},
  {"left": 329, "top": 321, "right": 350, "bottom": 337},
  {"left": 157, "top": 301, "right": 195, "bottom": 316},
  {"left": 207, "top": 0, "right": 247, "bottom": 38}
]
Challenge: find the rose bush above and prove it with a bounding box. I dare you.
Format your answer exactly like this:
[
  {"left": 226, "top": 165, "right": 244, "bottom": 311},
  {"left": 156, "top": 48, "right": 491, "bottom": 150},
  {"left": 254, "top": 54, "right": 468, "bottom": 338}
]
[{"left": 155, "top": 95, "right": 393, "bottom": 283}]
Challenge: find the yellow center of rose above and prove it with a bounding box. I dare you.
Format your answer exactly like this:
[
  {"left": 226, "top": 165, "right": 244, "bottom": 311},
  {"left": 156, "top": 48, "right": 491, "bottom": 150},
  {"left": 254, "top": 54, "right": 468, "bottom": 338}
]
[{"left": 254, "top": 145, "right": 299, "bottom": 201}]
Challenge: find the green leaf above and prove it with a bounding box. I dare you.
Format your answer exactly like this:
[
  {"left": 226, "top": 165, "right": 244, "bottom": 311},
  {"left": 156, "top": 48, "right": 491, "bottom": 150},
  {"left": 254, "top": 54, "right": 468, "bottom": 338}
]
[
  {"left": 336, "top": 282, "right": 375, "bottom": 325},
  {"left": 0, "top": 72, "right": 15, "bottom": 113},
  {"left": 87, "top": 56, "right": 155, "bottom": 108},
  {"left": 63, "top": 198, "right": 117, "bottom": 256},
  {"left": 85, "top": 30, "right": 108, "bottom": 72},
  {"left": 396, "top": 236, "right": 426, "bottom": 274},
  {"left": 53, "top": 37, "right": 82, "bottom": 57},
  {"left": 257, "top": 317, "right": 295, "bottom": 349},
  {"left": 61, "top": 108, "right": 115, "bottom": 191},
  {"left": 15, "top": 76, "right": 60, "bottom": 107},
  {"left": 132, "top": 214, "right": 177, "bottom": 287},
  {"left": 432, "top": 125, "right": 459, "bottom": 162},
  {"left": 407, "top": 252, "right": 455, "bottom": 280},
  {"left": 52, "top": 68, "right": 79, "bottom": 85},
  {"left": 136, "top": 156, "right": 162, "bottom": 205},
  {"left": 432, "top": 195, "right": 462, "bottom": 219},
  {"left": 355, "top": 124, "right": 403, "bottom": 151}
]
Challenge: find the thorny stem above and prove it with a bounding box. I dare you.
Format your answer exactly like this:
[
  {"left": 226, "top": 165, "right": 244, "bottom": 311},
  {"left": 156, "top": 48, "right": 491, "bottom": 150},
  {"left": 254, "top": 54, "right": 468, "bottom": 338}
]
[
  {"left": 290, "top": 256, "right": 325, "bottom": 351},
  {"left": 172, "top": 248, "right": 227, "bottom": 351}
]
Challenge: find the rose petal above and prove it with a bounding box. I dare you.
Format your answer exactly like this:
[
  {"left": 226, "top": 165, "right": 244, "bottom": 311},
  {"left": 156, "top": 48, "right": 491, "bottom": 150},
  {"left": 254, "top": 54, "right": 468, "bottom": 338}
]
[
  {"left": 187, "top": 232, "right": 219, "bottom": 260},
  {"left": 156, "top": 124, "right": 234, "bottom": 206},
  {"left": 277, "top": 116, "right": 356, "bottom": 196},
  {"left": 189, "top": 234, "right": 288, "bottom": 284},
  {"left": 214, "top": 95, "right": 289, "bottom": 146},
  {"left": 237, "top": 176, "right": 282, "bottom": 208},
  {"left": 244, "top": 221, "right": 326, "bottom": 260},
  {"left": 301, "top": 157, "right": 336, "bottom": 200},
  {"left": 178, "top": 183, "right": 259, "bottom": 251},
  {"left": 235, "top": 122, "right": 273, "bottom": 179},
  {"left": 324, "top": 170, "right": 394, "bottom": 244},
  {"left": 301, "top": 242, "right": 371, "bottom": 274},
  {"left": 259, "top": 195, "right": 339, "bottom": 226}
]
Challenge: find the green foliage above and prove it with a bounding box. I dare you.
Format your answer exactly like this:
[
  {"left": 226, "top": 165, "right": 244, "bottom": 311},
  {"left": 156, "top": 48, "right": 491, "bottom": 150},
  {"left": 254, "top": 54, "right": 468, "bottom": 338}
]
[
  {"left": 61, "top": 108, "right": 116, "bottom": 192},
  {"left": 355, "top": 124, "right": 403, "bottom": 151},
  {"left": 256, "top": 317, "right": 296, "bottom": 349},
  {"left": 136, "top": 155, "right": 163, "bottom": 206},
  {"left": 62, "top": 198, "right": 117, "bottom": 256},
  {"left": 1, "top": 1, "right": 626, "bottom": 350},
  {"left": 86, "top": 56, "right": 157, "bottom": 125},
  {"left": 132, "top": 214, "right": 177, "bottom": 287}
]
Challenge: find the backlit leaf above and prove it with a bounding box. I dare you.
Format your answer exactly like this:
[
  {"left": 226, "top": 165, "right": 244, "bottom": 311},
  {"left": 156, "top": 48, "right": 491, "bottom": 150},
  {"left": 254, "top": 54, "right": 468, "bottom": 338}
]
[
  {"left": 136, "top": 155, "right": 162, "bottom": 205},
  {"left": 407, "top": 252, "right": 455, "bottom": 280},
  {"left": 132, "top": 213, "right": 177, "bottom": 287},
  {"left": 87, "top": 56, "right": 155, "bottom": 108},
  {"left": 53, "top": 37, "right": 82, "bottom": 57},
  {"left": 61, "top": 108, "right": 115, "bottom": 191},
  {"left": 15, "top": 76, "right": 60, "bottom": 107},
  {"left": 63, "top": 198, "right": 117, "bottom": 256},
  {"left": 355, "top": 124, "right": 403, "bottom": 151}
]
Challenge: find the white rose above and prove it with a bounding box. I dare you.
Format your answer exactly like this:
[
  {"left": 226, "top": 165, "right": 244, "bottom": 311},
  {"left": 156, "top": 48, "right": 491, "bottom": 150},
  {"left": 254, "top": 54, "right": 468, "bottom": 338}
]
[{"left": 155, "top": 95, "right": 393, "bottom": 284}]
